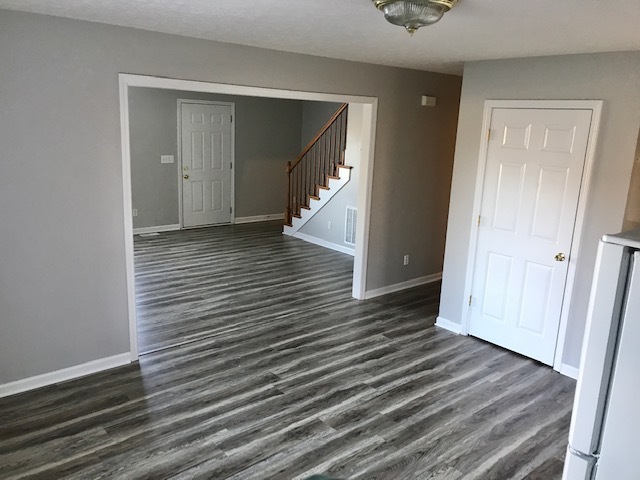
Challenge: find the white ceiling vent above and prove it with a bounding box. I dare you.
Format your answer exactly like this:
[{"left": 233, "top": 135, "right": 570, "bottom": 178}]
[{"left": 345, "top": 206, "right": 357, "bottom": 246}]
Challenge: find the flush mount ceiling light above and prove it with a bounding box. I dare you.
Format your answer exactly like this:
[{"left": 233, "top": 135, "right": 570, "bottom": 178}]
[{"left": 373, "top": 0, "right": 458, "bottom": 34}]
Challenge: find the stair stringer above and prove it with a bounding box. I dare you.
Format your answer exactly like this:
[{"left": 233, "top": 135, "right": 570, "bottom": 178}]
[{"left": 283, "top": 167, "right": 351, "bottom": 235}]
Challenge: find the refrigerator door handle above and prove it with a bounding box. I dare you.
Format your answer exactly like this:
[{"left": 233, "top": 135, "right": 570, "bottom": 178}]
[
  {"left": 564, "top": 446, "right": 598, "bottom": 479},
  {"left": 568, "top": 446, "right": 598, "bottom": 463}
]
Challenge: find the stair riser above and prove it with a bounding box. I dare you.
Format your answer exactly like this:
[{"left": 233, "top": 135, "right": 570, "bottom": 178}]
[{"left": 284, "top": 168, "right": 351, "bottom": 234}]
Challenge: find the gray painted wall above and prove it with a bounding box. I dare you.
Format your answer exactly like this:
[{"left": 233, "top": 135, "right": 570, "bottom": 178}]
[
  {"left": 299, "top": 104, "right": 364, "bottom": 250},
  {"left": 300, "top": 101, "right": 343, "bottom": 150},
  {"left": 439, "top": 52, "right": 640, "bottom": 369},
  {"left": 129, "top": 88, "right": 303, "bottom": 229},
  {"left": 0, "top": 9, "right": 461, "bottom": 383},
  {"left": 623, "top": 132, "right": 640, "bottom": 230},
  {"left": 129, "top": 87, "right": 181, "bottom": 228}
]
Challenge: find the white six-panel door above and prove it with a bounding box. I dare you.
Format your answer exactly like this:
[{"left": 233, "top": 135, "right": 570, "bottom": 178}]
[
  {"left": 469, "top": 108, "right": 593, "bottom": 365},
  {"left": 181, "top": 102, "right": 232, "bottom": 228}
]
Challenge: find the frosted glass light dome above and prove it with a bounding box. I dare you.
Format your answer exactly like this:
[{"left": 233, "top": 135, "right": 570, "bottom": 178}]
[{"left": 373, "top": 0, "right": 457, "bottom": 34}]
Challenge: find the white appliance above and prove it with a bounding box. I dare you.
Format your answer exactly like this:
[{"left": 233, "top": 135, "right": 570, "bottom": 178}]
[{"left": 563, "top": 228, "right": 640, "bottom": 479}]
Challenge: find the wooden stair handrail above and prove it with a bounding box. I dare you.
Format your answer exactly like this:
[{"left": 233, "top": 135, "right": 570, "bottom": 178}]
[
  {"left": 288, "top": 103, "right": 348, "bottom": 172},
  {"left": 285, "top": 103, "right": 349, "bottom": 226}
]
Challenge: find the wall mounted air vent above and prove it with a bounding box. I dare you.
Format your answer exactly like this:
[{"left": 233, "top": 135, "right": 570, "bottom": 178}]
[{"left": 345, "top": 206, "right": 357, "bottom": 246}]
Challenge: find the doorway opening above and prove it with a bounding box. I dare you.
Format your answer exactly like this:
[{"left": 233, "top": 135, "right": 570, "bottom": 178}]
[{"left": 119, "top": 74, "right": 378, "bottom": 359}]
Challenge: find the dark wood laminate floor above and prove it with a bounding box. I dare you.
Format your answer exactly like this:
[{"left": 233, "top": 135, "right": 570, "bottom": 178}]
[
  {"left": 0, "top": 222, "right": 575, "bottom": 480},
  {"left": 134, "top": 222, "right": 356, "bottom": 354}
]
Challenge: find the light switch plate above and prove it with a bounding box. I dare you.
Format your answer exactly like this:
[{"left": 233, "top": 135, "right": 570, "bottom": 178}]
[
  {"left": 421, "top": 95, "right": 437, "bottom": 107},
  {"left": 161, "top": 155, "right": 174, "bottom": 164}
]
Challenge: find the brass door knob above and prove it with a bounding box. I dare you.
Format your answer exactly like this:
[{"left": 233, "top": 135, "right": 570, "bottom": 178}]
[
  {"left": 555, "top": 253, "right": 566, "bottom": 262},
  {"left": 183, "top": 174, "right": 189, "bottom": 180}
]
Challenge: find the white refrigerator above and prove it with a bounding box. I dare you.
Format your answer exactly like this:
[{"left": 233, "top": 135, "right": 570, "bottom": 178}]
[{"left": 563, "top": 228, "right": 640, "bottom": 479}]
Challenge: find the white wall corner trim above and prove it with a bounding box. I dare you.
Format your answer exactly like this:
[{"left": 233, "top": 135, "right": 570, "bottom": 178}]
[
  {"left": 435, "top": 316, "right": 463, "bottom": 334},
  {"left": 291, "top": 231, "right": 355, "bottom": 256},
  {"left": 0, "top": 353, "right": 132, "bottom": 399},
  {"left": 235, "top": 213, "right": 285, "bottom": 224},
  {"left": 364, "top": 272, "right": 442, "bottom": 300},
  {"left": 133, "top": 224, "right": 181, "bottom": 235},
  {"left": 559, "top": 363, "right": 580, "bottom": 380}
]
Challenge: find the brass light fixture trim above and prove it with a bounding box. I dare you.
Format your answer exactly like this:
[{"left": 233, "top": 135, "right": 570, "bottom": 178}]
[
  {"left": 372, "top": 0, "right": 458, "bottom": 34},
  {"left": 373, "top": 0, "right": 457, "bottom": 9}
]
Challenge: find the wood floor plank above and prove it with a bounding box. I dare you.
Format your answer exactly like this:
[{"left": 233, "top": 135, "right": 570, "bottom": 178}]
[{"left": 0, "top": 222, "right": 575, "bottom": 480}]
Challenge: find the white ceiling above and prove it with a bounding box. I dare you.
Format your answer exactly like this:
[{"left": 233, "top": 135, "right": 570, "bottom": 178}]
[{"left": 1, "top": 0, "right": 639, "bottom": 75}]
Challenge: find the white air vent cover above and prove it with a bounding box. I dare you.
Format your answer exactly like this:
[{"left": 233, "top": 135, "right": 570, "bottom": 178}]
[{"left": 345, "top": 206, "right": 357, "bottom": 246}]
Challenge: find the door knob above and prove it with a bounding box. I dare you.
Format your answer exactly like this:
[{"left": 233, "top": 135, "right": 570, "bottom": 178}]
[
  {"left": 555, "top": 253, "right": 566, "bottom": 262},
  {"left": 183, "top": 174, "right": 189, "bottom": 180}
]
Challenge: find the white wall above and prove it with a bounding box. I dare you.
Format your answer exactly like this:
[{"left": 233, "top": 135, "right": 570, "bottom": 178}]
[
  {"left": 440, "top": 52, "right": 640, "bottom": 369},
  {"left": 299, "top": 104, "right": 364, "bottom": 251},
  {"left": 0, "top": 9, "right": 460, "bottom": 385}
]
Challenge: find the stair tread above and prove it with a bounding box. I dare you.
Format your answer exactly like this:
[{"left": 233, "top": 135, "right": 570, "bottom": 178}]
[
  {"left": 318, "top": 185, "right": 330, "bottom": 190},
  {"left": 337, "top": 164, "right": 353, "bottom": 169},
  {"left": 292, "top": 214, "right": 302, "bottom": 219},
  {"left": 327, "top": 175, "right": 340, "bottom": 180},
  {"left": 309, "top": 195, "right": 320, "bottom": 201},
  {"left": 300, "top": 205, "right": 311, "bottom": 210}
]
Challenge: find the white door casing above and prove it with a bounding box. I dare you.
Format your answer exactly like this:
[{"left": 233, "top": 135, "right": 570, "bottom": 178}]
[
  {"left": 120, "top": 74, "right": 379, "bottom": 361},
  {"left": 180, "top": 101, "right": 233, "bottom": 228},
  {"left": 468, "top": 107, "right": 594, "bottom": 366}
]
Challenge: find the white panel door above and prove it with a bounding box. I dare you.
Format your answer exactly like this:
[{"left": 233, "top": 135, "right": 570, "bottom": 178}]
[
  {"left": 181, "top": 102, "right": 232, "bottom": 228},
  {"left": 469, "top": 108, "right": 593, "bottom": 365}
]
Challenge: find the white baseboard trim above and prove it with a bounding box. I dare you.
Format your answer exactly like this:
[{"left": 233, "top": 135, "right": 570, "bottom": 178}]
[
  {"left": 292, "top": 232, "right": 355, "bottom": 256},
  {"left": 558, "top": 363, "right": 580, "bottom": 380},
  {"left": 133, "top": 224, "right": 180, "bottom": 235},
  {"left": 364, "top": 272, "right": 442, "bottom": 300},
  {"left": 435, "top": 316, "right": 463, "bottom": 334},
  {"left": 0, "top": 353, "right": 132, "bottom": 399},
  {"left": 234, "top": 213, "right": 284, "bottom": 224}
]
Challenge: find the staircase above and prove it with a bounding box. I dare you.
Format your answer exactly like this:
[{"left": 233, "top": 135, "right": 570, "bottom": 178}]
[{"left": 284, "top": 104, "right": 352, "bottom": 234}]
